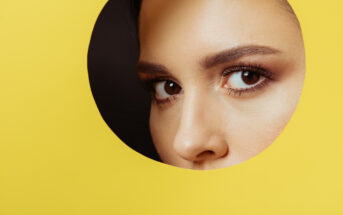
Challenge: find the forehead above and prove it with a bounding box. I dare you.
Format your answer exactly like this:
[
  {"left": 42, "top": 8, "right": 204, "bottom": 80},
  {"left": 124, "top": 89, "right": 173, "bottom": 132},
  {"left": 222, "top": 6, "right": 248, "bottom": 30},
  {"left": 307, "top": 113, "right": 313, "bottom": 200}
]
[{"left": 139, "top": 0, "right": 302, "bottom": 64}]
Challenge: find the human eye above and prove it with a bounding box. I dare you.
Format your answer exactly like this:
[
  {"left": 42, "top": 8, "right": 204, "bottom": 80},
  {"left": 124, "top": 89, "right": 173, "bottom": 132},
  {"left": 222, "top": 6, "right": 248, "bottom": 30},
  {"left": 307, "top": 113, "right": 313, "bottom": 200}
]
[
  {"left": 151, "top": 79, "right": 182, "bottom": 105},
  {"left": 221, "top": 64, "right": 274, "bottom": 96}
]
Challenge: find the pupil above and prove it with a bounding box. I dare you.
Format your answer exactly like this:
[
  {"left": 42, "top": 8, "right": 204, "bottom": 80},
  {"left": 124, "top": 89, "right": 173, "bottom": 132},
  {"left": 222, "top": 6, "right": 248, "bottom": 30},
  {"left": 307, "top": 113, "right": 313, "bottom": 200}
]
[
  {"left": 165, "top": 81, "right": 181, "bottom": 95},
  {"left": 241, "top": 71, "right": 260, "bottom": 85}
]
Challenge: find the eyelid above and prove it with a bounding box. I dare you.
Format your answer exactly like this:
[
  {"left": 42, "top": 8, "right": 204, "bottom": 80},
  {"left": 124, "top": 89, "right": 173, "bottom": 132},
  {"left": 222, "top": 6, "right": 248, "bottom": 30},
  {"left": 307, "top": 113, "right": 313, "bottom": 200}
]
[
  {"left": 140, "top": 75, "right": 183, "bottom": 107},
  {"left": 222, "top": 64, "right": 275, "bottom": 80},
  {"left": 141, "top": 74, "right": 182, "bottom": 88},
  {"left": 220, "top": 63, "right": 274, "bottom": 97},
  {"left": 151, "top": 82, "right": 182, "bottom": 108},
  {"left": 139, "top": 75, "right": 171, "bottom": 94}
]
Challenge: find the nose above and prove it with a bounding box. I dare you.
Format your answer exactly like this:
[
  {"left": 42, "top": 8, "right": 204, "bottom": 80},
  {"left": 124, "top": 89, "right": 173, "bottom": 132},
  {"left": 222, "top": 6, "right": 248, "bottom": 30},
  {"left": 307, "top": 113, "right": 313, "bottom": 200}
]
[{"left": 173, "top": 89, "right": 228, "bottom": 163}]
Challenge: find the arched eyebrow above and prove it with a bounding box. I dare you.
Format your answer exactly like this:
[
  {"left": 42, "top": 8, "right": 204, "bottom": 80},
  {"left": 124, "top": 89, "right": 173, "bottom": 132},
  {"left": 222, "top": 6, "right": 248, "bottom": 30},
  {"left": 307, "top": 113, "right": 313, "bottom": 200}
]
[
  {"left": 137, "top": 61, "right": 170, "bottom": 75},
  {"left": 201, "top": 45, "right": 281, "bottom": 69}
]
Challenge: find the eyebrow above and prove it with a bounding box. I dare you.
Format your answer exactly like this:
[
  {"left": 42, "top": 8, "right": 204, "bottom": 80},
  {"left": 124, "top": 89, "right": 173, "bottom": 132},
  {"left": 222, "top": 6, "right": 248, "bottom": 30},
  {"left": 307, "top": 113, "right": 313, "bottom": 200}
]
[
  {"left": 137, "top": 61, "right": 170, "bottom": 75},
  {"left": 137, "top": 45, "right": 280, "bottom": 75},
  {"left": 201, "top": 45, "right": 280, "bottom": 69}
]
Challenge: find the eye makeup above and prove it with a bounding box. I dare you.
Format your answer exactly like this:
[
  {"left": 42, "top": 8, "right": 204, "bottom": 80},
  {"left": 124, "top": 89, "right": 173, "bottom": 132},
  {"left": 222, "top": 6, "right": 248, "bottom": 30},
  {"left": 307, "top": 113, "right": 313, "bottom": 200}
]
[
  {"left": 139, "top": 75, "right": 182, "bottom": 106},
  {"left": 220, "top": 63, "right": 276, "bottom": 97},
  {"left": 138, "top": 62, "right": 277, "bottom": 107}
]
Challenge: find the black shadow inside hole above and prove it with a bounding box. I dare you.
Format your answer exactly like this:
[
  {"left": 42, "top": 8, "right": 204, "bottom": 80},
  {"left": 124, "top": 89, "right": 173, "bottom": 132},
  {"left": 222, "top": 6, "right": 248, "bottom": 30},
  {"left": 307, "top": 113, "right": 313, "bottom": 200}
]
[{"left": 87, "top": 0, "right": 160, "bottom": 161}]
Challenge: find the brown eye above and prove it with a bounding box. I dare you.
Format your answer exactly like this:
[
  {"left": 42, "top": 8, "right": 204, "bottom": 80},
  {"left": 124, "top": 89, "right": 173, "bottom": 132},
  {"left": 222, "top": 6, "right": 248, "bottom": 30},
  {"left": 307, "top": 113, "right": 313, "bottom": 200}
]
[
  {"left": 164, "top": 80, "right": 182, "bottom": 95},
  {"left": 154, "top": 80, "right": 182, "bottom": 100},
  {"left": 223, "top": 70, "right": 266, "bottom": 89},
  {"left": 241, "top": 71, "right": 260, "bottom": 85}
]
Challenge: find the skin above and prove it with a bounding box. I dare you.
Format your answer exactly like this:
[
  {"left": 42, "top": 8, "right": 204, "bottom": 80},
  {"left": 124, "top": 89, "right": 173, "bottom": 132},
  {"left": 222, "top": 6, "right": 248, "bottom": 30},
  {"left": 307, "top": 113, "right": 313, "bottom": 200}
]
[{"left": 137, "top": 0, "right": 305, "bottom": 170}]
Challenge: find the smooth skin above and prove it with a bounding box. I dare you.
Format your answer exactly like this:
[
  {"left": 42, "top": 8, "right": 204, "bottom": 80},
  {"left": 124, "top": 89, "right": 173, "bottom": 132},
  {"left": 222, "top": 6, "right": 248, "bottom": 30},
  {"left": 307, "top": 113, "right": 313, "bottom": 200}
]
[{"left": 137, "top": 0, "right": 305, "bottom": 170}]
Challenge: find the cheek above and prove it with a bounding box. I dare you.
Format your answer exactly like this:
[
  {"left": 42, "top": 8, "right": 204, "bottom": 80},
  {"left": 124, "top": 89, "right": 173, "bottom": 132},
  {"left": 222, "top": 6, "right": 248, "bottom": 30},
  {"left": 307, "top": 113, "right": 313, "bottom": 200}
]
[{"left": 224, "top": 78, "right": 303, "bottom": 158}]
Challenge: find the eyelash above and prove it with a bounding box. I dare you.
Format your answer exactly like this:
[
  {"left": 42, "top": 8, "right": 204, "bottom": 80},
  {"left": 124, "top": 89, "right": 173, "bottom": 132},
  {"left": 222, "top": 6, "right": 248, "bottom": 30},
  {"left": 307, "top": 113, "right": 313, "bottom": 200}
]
[
  {"left": 152, "top": 94, "right": 179, "bottom": 106},
  {"left": 141, "top": 63, "right": 274, "bottom": 105},
  {"left": 142, "top": 77, "right": 181, "bottom": 105},
  {"left": 221, "top": 63, "right": 274, "bottom": 96}
]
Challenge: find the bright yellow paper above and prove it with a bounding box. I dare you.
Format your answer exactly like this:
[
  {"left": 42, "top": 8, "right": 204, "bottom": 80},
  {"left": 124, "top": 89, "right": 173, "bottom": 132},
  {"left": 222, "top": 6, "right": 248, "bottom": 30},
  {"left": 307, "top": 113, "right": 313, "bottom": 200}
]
[{"left": 0, "top": 0, "right": 342, "bottom": 214}]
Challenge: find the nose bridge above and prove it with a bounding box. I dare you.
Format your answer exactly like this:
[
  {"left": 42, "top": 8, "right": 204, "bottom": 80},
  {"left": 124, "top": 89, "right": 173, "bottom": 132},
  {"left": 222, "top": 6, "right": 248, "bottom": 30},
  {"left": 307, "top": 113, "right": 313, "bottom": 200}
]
[
  {"left": 173, "top": 86, "right": 227, "bottom": 162},
  {"left": 179, "top": 86, "right": 208, "bottom": 130}
]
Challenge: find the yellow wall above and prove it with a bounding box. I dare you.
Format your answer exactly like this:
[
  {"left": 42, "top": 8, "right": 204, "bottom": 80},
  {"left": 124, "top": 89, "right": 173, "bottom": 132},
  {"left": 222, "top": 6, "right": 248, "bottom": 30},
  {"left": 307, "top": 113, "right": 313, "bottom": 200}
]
[{"left": 0, "top": 0, "right": 342, "bottom": 214}]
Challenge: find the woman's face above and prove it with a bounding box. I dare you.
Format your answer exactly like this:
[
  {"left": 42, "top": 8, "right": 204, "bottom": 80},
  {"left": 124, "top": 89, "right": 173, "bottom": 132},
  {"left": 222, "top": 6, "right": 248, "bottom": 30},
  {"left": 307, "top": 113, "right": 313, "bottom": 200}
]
[{"left": 137, "top": 0, "right": 305, "bottom": 170}]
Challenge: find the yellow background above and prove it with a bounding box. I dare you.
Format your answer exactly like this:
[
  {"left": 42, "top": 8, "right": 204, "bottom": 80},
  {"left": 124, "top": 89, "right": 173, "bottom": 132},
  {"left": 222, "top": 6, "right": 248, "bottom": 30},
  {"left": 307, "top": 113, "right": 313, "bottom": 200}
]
[{"left": 0, "top": 0, "right": 342, "bottom": 214}]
